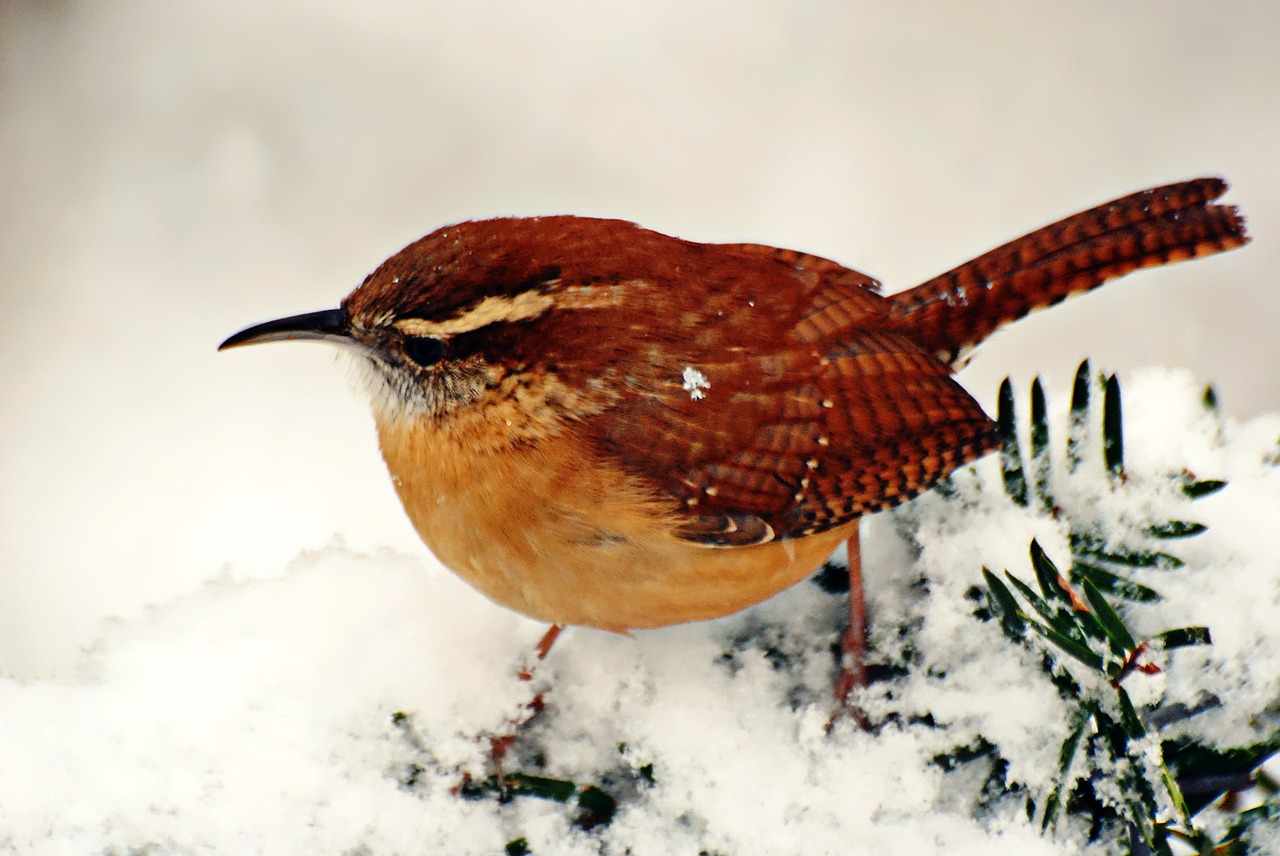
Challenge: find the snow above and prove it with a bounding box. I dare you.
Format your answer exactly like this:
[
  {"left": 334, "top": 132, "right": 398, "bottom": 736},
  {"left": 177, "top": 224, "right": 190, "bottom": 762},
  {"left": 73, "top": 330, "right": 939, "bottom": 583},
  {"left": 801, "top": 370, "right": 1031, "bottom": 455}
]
[{"left": 681, "top": 366, "right": 711, "bottom": 400}]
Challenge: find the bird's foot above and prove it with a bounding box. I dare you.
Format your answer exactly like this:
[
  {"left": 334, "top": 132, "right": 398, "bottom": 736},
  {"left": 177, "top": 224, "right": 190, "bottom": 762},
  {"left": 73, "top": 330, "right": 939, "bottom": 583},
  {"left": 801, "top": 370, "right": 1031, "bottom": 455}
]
[{"left": 486, "top": 624, "right": 564, "bottom": 783}]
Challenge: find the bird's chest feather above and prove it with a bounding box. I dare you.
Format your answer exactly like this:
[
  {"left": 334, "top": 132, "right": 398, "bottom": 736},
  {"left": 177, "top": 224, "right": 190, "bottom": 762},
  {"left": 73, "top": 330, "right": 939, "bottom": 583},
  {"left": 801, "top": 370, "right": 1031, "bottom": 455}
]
[
  {"left": 373, "top": 413, "right": 844, "bottom": 631},
  {"left": 375, "top": 414, "right": 662, "bottom": 624}
]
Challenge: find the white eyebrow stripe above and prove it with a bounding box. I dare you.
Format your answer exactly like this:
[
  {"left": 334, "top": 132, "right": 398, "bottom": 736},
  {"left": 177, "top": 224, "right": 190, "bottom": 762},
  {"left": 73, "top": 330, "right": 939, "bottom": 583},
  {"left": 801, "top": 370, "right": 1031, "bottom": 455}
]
[
  {"left": 396, "top": 290, "right": 553, "bottom": 337},
  {"left": 392, "top": 280, "right": 643, "bottom": 337}
]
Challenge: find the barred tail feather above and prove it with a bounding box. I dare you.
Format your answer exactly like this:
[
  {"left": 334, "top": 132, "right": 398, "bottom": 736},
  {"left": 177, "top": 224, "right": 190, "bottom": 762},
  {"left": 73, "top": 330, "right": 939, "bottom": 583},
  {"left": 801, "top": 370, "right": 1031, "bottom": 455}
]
[{"left": 886, "top": 177, "right": 1250, "bottom": 366}]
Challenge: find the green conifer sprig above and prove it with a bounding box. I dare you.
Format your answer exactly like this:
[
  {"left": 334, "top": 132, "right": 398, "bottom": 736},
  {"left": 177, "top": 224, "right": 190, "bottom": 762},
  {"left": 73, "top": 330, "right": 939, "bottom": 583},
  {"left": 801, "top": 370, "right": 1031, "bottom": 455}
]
[
  {"left": 998, "top": 361, "right": 1219, "bottom": 606},
  {"left": 984, "top": 541, "right": 1210, "bottom": 849},
  {"left": 977, "top": 364, "right": 1277, "bottom": 855}
]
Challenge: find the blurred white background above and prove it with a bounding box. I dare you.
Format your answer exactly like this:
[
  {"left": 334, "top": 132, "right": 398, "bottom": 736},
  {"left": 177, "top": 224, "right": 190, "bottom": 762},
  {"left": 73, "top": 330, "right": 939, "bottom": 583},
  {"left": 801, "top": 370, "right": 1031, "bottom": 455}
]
[{"left": 1, "top": 0, "right": 1276, "bottom": 679}]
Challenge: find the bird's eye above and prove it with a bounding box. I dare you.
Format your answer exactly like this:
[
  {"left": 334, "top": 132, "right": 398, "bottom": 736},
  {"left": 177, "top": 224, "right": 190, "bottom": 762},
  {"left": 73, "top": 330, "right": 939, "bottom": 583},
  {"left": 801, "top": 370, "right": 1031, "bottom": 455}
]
[{"left": 403, "top": 336, "right": 447, "bottom": 367}]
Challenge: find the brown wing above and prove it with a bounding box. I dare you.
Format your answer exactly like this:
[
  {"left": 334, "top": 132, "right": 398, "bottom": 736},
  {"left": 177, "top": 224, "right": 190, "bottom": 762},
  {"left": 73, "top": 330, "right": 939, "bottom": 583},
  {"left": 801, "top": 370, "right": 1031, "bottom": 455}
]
[
  {"left": 582, "top": 243, "right": 998, "bottom": 546},
  {"left": 713, "top": 242, "right": 884, "bottom": 295}
]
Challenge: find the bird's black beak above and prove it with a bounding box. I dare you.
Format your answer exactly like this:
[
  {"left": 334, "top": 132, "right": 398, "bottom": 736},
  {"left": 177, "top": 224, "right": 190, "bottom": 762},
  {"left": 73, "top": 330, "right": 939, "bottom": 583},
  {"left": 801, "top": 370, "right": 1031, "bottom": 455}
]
[{"left": 218, "top": 308, "right": 351, "bottom": 351}]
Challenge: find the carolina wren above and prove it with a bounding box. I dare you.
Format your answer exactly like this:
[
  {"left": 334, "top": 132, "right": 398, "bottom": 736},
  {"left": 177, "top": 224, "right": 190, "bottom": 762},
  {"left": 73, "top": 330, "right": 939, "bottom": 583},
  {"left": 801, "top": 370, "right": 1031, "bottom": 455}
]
[{"left": 220, "top": 178, "right": 1247, "bottom": 684}]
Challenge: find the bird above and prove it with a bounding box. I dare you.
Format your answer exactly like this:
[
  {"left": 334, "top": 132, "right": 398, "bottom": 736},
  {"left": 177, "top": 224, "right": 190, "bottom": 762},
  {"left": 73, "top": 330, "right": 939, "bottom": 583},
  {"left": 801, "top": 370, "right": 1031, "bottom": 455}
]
[{"left": 220, "top": 177, "right": 1248, "bottom": 705}]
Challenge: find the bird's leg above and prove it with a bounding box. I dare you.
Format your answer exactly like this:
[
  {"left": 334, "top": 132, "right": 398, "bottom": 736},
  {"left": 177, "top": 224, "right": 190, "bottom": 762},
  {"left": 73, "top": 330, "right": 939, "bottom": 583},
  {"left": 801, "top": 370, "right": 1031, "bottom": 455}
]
[
  {"left": 831, "top": 528, "right": 870, "bottom": 728},
  {"left": 521, "top": 623, "right": 564, "bottom": 678},
  {"left": 488, "top": 623, "right": 564, "bottom": 776}
]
